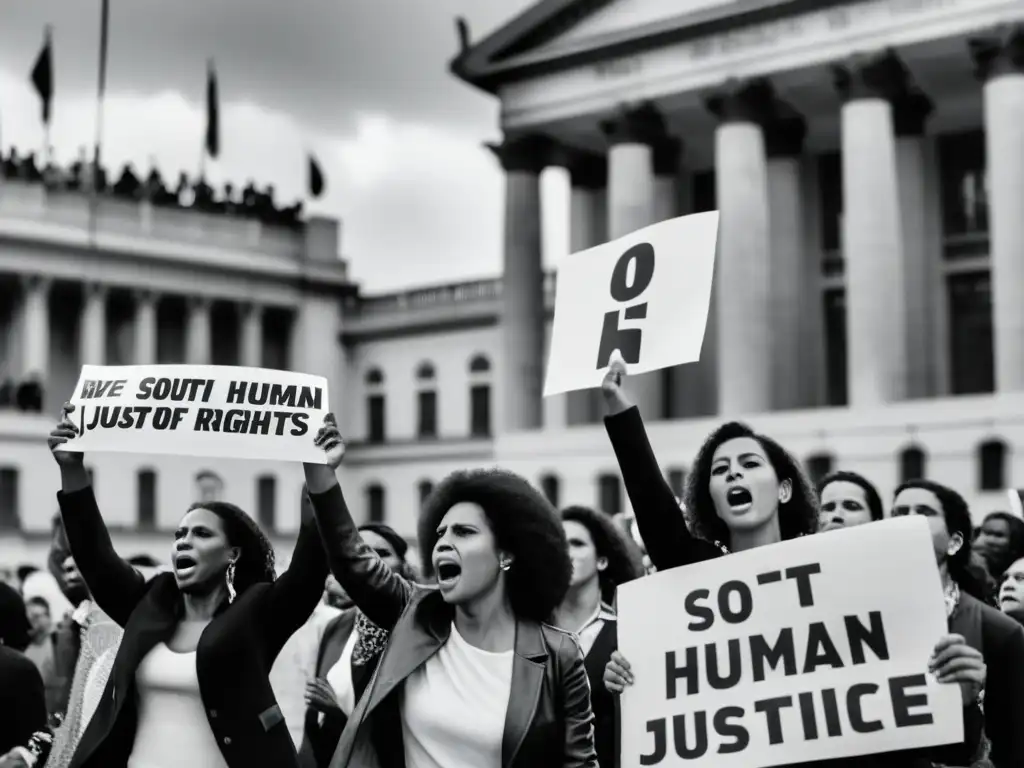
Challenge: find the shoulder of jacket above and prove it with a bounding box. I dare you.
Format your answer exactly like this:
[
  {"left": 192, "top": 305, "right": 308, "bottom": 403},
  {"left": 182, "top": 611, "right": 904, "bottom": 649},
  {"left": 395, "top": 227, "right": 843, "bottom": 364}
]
[{"left": 539, "top": 622, "right": 585, "bottom": 654}]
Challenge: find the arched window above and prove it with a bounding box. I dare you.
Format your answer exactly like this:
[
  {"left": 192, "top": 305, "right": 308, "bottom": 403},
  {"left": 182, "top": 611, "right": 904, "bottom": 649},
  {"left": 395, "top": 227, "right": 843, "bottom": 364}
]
[
  {"left": 256, "top": 475, "right": 276, "bottom": 531},
  {"left": 804, "top": 454, "right": 834, "bottom": 487},
  {"left": 364, "top": 367, "right": 386, "bottom": 443},
  {"left": 366, "top": 483, "right": 386, "bottom": 523},
  {"left": 540, "top": 474, "right": 560, "bottom": 508},
  {"left": 899, "top": 445, "right": 927, "bottom": 484},
  {"left": 597, "top": 473, "right": 622, "bottom": 517},
  {"left": 195, "top": 470, "right": 224, "bottom": 503},
  {"left": 416, "top": 360, "right": 438, "bottom": 439},
  {"left": 666, "top": 467, "right": 687, "bottom": 499},
  {"left": 137, "top": 469, "right": 157, "bottom": 530},
  {"left": 468, "top": 354, "right": 492, "bottom": 437},
  {"left": 417, "top": 480, "right": 434, "bottom": 505},
  {"left": 978, "top": 439, "right": 1007, "bottom": 491},
  {"left": 0, "top": 467, "right": 19, "bottom": 530}
]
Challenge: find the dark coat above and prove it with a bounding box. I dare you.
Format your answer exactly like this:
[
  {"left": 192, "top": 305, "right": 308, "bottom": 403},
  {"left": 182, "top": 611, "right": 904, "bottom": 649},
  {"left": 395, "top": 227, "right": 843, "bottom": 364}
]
[
  {"left": 57, "top": 485, "right": 329, "bottom": 768},
  {"left": 603, "top": 406, "right": 989, "bottom": 768},
  {"left": 297, "top": 609, "right": 377, "bottom": 768},
  {"left": 583, "top": 616, "right": 618, "bottom": 768},
  {"left": 0, "top": 646, "right": 48, "bottom": 756},
  {"left": 307, "top": 483, "right": 599, "bottom": 768}
]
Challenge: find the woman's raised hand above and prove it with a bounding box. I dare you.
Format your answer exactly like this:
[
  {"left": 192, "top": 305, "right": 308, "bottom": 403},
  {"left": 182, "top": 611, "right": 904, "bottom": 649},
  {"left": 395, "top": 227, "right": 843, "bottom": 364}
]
[
  {"left": 929, "top": 633, "right": 986, "bottom": 706},
  {"left": 600, "top": 349, "right": 632, "bottom": 416},
  {"left": 47, "top": 402, "right": 84, "bottom": 468},
  {"left": 314, "top": 413, "right": 346, "bottom": 470},
  {"left": 603, "top": 649, "right": 635, "bottom": 694}
]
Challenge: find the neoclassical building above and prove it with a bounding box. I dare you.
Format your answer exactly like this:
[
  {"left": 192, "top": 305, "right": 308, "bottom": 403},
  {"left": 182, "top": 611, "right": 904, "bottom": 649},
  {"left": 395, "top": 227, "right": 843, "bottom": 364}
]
[{"left": 2, "top": 0, "right": 1024, "bottom": 567}]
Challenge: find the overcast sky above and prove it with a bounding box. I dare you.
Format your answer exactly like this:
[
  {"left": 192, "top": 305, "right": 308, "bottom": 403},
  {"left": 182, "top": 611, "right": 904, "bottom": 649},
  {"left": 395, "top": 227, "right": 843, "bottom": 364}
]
[{"left": 0, "top": 0, "right": 570, "bottom": 293}]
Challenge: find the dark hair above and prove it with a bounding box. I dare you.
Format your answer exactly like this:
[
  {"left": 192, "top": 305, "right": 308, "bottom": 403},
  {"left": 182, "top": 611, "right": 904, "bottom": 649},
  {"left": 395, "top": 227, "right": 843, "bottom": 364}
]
[
  {"left": 684, "top": 421, "right": 819, "bottom": 546},
  {"left": 26, "top": 596, "right": 50, "bottom": 613},
  {"left": 818, "top": 471, "right": 885, "bottom": 522},
  {"left": 185, "top": 501, "right": 277, "bottom": 595},
  {"left": 894, "top": 479, "right": 985, "bottom": 600},
  {"left": 979, "top": 512, "right": 1024, "bottom": 576},
  {"left": 358, "top": 522, "right": 415, "bottom": 580},
  {"left": 16, "top": 565, "right": 39, "bottom": 584},
  {"left": 561, "top": 506, "right": 645, "bottom": 604},
  {"left": 417, "top": 469, "right": 572, "bottom": 623},
  {"left": 0, "top": 583, "right": 31, "bottom": 651}
]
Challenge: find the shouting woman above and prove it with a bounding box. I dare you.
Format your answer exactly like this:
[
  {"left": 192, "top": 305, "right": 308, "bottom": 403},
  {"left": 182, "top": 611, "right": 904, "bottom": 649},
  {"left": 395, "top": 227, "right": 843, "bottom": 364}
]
[
  {"left": 47, "top": 403, "right": 336, "bottom": 768},
  {"left": 600, "top": 361, "right": 991, "bottom": 768},
  {"left": 303, "top": 415, "right": 598, "bottom": 767}
]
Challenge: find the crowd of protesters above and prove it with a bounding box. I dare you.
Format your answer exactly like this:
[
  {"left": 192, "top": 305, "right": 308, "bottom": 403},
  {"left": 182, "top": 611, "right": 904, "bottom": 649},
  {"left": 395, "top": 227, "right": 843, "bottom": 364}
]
[
  {"left": 1, "top": 359, "right": 1023, "bottom": 767},
  {"left": 0, "top": 146, "right": 306, "bottom": 229}
]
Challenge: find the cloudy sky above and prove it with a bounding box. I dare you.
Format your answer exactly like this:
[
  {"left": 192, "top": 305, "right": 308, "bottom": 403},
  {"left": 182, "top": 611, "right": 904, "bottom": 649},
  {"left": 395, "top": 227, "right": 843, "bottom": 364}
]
[{"left": 0, "top": 0, "right": 570, "bottom": 293}]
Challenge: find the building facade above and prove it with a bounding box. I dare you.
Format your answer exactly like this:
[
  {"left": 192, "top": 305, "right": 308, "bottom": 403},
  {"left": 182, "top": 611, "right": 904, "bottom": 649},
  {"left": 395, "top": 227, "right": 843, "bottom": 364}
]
[{"left": 2, "top": 0, "right": 1024, "bottom": 568}]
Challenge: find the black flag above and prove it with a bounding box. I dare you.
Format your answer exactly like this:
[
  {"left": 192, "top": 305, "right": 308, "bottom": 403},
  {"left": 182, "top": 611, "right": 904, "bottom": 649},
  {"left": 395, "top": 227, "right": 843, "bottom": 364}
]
[
  {"left": 31, "top": 27, "right": 54, "bottom": 125},
  {"left": 205, "top": 60, "right": 219, "bottom": 159},
  {"left": 309, "top": 154, "right": 325, "bottom": 198}
]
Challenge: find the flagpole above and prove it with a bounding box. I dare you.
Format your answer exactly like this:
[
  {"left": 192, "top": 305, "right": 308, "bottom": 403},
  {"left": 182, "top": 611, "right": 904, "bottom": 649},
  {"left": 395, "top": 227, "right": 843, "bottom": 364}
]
[{"left": 88, "top": 0, "right": 110, "bottom": 248}]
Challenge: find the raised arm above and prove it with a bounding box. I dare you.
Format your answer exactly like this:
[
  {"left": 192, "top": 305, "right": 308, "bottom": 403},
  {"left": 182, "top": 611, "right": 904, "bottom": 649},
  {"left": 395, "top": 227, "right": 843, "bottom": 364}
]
[
  {"left": 600, "top": 359, "right": 719, "bottom": 571},
  {"left": 303, "top": 415, "right": 414, "bottom": 630},
  {"left": 257, "top": 502, "right": 330, "bottom": 651},
  {"left": 48, "top": 406, "right": 147, "bottom": 628}
]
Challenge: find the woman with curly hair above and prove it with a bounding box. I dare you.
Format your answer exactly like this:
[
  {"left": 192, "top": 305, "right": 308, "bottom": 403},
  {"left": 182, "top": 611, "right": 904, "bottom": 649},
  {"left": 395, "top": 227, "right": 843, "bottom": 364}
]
[
  {"left": 817, "top": 470, "right": 885, "bottom": 533},
  {"left": 303, "top": 415, "right": 597, "bottom": 768},
  {"left": 46, "top": 404, "right": 336, "bottom": 768},
  {"left": 553, "top": 506, "right": 643, "bottom": 768}
]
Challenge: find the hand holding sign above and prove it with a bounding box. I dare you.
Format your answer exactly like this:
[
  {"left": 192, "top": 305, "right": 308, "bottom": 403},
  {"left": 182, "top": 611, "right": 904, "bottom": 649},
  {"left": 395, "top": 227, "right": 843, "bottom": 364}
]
[
  {"left": 928, "top": 634, "right": 985, "bottom": 705},
  {"left": 47, "top": 403, "right": 84, "bottom": 468},
  {"left": 600, "top": 349, "right": 633, "bottom": 416}
]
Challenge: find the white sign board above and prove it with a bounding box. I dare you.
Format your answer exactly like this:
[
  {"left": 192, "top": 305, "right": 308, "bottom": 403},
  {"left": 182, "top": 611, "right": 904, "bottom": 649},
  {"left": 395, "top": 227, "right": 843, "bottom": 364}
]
[
  {"left": 617, "top": 517, "right": 961, "bottom": 767},
  {"left": 56, "top": 365, "right": 329, "bottom": 463},
  {"left": 543, "top": 211, "right": 719, "bottom": 397}
]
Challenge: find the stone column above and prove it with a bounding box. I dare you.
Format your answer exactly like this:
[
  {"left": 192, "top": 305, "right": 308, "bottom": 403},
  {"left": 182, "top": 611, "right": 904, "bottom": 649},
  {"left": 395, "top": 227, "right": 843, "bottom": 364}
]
[
  {"left": 239, "top": 302, "right": 263, "bottom": 368},
  {"left": 601, "top": 104, "right": 667, "bottom": 420},
  {"left": 894, "top": 93, "right": 940, "bottom": 399},
  {"left": 79, "top": 283, "right": 107, "bottom": 366},
  {"left": 833, "top": 52, "right": 911, "bottom": 405},
  {"left": 971, "top": 26, "right": 1024, "bottom": 392},
  {"left": 20, "top": 275, "right": 51, "bottom": 378},
  {"left": 488, "top": 135, "right": 550, "bottom": 432},
  {"left": 564, "top": 151, "right": 608, "bottom": 426},
  {"left": 133, "top": 291, "right": 158, "bottom": 365},
  {"left": 707, "top": 80, "right": 774, "bottom": 415},
  {"left": 185, "top": 297, "right": 212, "bottom": 365},
  {"left": 653, "top": 138, "right": 683, "bottom": 225},
  {"left": 765, "top": 115, "right": 815, "bottom": 410}
]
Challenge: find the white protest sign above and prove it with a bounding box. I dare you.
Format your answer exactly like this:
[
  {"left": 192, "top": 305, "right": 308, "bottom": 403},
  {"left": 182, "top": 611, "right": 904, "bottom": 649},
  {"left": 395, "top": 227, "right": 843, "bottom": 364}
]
[
  {"left": 56, "top": 365, "right": 329, "bottom": 464},
  {"left": 617, "top": 517, "right": 961, "bottom": 768},
  {"left": 543, "top": 211, "right": 719, "bottom": 397}
]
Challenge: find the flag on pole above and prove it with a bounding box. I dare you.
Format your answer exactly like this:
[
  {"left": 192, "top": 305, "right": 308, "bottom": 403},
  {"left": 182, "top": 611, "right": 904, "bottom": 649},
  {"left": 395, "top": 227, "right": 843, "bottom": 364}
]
[
  {"left": 308, "top": 154, "right": 325, "bottom": 198},
  {"left": 31, "top": 26, "right": 54, "bottom": 126},
  {"left": 205, "top": 60, "right": 219, "bottom": 160}
]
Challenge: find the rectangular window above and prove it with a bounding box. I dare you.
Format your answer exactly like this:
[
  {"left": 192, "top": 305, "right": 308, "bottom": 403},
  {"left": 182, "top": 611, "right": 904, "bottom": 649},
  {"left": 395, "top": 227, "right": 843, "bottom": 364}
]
[
  {"left": 257, "top": 475, "right": 276, "bottom": 532},
  {"left": 948, "top": 272, "right": 994, "bottom": 395},
  {"left": 0, "top": 468, "right": 19, "bottom": 530},
  {"left": 597, "top": 474, "right": 622, "bottom": 517},
  {"left": 367, "top": 395, "right": 386, "bottom": 443},
  {"left": 417, "top": 390, "right": 438, "bottom": 439},
  {"left": 818, "top": 152, "right": 842, "bottom": 253},
  {"left": 367, "top": 485, "right": 385, "bottom": 523},
  {"left": 823, "top": 289, "right": 848, "bottom": 407},
  {"left": 137, "top": 470, "right": 157, "bottom": 530},
  {"left": 470, "top": 385, "right": 491, "bottom": 437},
  {"left": 939, "top": 130, "right": 987, "bottom": 238}
]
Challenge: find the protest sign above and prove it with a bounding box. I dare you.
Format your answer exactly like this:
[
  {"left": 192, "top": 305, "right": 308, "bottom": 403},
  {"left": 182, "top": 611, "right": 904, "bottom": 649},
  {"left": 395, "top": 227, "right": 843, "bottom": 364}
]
[
  {"left": 542, "top": 211, "right": 719, "bottom": 397},
  {"left": 56, "top": 365, "right": 329, "bottom": 464},
  {"left": 617, "top": 516, "right": 962, "bottom": 767}
]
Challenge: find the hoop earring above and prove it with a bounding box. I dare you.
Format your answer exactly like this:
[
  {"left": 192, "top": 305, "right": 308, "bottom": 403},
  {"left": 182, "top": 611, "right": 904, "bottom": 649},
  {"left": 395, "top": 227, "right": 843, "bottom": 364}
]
[
  {"left": 225, "top": 560, "right": 237, "bottom": 604},
  {"left": 499, "top": 559, "right": 511, "bottom": 572}
]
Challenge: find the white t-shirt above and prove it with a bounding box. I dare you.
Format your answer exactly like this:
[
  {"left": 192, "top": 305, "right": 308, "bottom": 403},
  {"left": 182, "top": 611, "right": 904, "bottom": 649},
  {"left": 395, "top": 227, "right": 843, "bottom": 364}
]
[
  {"left": 400, "top": 623, "right": 515, "bottom": 768},
  {"left": 325, "top": 628, "right": 359, "bottom": 716}
]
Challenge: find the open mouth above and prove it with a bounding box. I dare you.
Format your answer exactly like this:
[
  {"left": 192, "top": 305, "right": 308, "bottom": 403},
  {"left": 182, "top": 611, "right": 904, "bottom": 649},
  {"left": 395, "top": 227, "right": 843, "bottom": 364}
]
[
  {"left": 175, "top": 555, "right": 198, "bottom": 574},
  {"left": 726, "top": 487, "right": 753, "bottom": 510},
  {"left": 436, "top": 562, "right": 461, "bottom": 586}
]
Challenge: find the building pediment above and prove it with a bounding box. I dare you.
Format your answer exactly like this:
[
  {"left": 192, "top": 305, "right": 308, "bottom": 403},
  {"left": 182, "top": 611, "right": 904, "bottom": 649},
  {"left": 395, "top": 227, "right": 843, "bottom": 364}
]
[{"left": 451, "top": 0, "right": 843, "bottom": 94}]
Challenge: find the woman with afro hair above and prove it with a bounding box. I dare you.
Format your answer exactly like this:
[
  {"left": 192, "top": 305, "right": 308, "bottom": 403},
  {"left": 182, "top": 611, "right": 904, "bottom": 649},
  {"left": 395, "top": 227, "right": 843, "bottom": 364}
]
[
  {"left": 303, "top": 415, "right": 597, "bottom": 768},
  {"left": 552, "top": 506, "right": 644, "bottom": 768}
]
